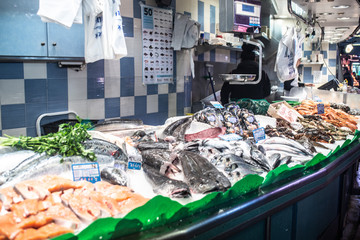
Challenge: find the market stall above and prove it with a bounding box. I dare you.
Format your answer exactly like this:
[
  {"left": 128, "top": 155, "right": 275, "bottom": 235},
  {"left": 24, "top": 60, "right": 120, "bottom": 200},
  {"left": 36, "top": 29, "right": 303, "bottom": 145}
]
[{"left": 0, "top": 98, "right": 359, "bottom": 240}]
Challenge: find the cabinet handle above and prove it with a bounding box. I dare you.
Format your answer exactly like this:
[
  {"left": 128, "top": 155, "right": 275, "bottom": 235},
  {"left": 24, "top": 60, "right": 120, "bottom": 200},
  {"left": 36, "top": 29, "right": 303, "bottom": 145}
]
[
  {"left": 52, "top": 42, "right": 57, "bottom": 46},
  {"left": 41, "top": 42, "right": 45, "bottom": 46}
]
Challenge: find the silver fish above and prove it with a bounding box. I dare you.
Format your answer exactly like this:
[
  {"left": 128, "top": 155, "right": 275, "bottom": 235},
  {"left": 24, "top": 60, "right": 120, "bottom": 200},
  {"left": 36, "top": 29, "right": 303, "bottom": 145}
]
[
  {"left": 250, "top": 146, "right": 271, "bottom": 172},
  {"left": 100, "top": 167, "right": 128, "bottom": 186},
  {"left": 259, "top": 137, "right": 314, "bottom": 156},
  {"left": 0, "top": 148, "right": 38, "bottom": 174}
]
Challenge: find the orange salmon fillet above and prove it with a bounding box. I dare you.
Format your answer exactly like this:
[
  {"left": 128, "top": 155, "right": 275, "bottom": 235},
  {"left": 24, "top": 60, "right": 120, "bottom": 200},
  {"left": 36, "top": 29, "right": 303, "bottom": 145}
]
[
  {"left": 0, "top": 213, "right": 22, "bottom": 239},
  {"left": 117, "top": 193, "right": 149, "bottom": 215},
  {"left": 14, "top": 180, "right": 50, "bottom": 200},
  {"left": 10, "top": 199, "right": 47, "bottom": 221},
  {"left": 14, "top": 223, "right": 73, "bottom": 240},
  {"left": 0, "top": 186, "right": 22, "bottom": 210},
  {"left": 68, "top": 194, "right": 101, "bottom": 223}
]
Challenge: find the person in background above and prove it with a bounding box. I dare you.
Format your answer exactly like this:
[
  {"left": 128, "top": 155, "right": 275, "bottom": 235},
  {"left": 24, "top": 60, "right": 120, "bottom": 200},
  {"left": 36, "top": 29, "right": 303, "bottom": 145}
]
[
  {"left": 343, "top": 67, "right": 353, "bottom": 87},
  {"left": 220, "top": 43, "right": 271, "bottom": 105}
]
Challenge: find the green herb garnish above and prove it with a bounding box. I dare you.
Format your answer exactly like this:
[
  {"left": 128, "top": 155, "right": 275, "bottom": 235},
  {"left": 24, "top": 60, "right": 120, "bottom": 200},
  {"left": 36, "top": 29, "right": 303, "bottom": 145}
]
[{"left": 0, "top": 117, "right": 96, "bottom": 162}]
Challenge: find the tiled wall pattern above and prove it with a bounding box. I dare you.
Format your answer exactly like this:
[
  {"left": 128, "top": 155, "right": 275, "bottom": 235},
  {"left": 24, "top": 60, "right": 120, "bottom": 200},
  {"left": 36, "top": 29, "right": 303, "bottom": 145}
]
[
  {"left": 0, "top": 0, "right": 231, "bottom": 137},
  {"left": 301, "top": 41, "right": 337, "bottom": 83}
]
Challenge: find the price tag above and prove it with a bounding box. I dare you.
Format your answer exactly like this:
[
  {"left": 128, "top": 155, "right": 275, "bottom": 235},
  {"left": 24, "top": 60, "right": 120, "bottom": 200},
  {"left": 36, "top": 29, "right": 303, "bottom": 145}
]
[
  {"left": 210, "top": 101, "right": 224, "bottom": 109},
  {"left": 71, "top": 162, "right": 101, "bottom": 183},
  {"left": 128, "top": 161, "right": 142, "bottom": 170},
  {"left": 219, "top": 133, "right": 242, "bottom": 141},
  {"left": 317, "top": 103, "right": 325, "bottom": 114},
  {"left": 253, "top": 127, "right": 266, "bottom": 143}
]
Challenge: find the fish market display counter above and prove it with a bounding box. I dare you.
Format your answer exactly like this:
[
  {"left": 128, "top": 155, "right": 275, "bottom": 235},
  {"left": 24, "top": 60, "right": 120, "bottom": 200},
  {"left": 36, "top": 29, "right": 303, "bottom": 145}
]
[{"left": 118, "top": 137, "right": 360, "bottom": 240}]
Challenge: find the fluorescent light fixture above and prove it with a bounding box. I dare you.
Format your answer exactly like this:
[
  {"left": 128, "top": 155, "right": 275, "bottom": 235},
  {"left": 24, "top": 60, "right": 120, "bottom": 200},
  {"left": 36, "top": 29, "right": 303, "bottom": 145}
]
[
  {"left": 318, "top": 19, "right": 327, "bottom": 23},
  {"left": 345, "top": 44, "right": 353, "bottom": 53},
  {"left": 335, "top": 27, "right": 350, "bottom": 31},
  {"left": 337, "top": 17, "right": 350, "bottom": 20},
  {"left": 334, "top": 33, "right": 343, "bottom": 36},
  {"left": 332, "top": 5, "right": 350, "bottom": 9},
  {"left": 332, "top": 37, "right": 340, "bottom": 40},
  {"left": 353, "top": 43, "right": 360, "bottom": 46}
]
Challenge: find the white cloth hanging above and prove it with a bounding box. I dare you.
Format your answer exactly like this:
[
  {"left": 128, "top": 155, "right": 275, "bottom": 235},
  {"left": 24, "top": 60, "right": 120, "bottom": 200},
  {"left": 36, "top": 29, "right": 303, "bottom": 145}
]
[
  {"left": 83, "top": 0, "right": 127, "bottom": 63},
  {"left": 37, "top": 0, "right": 83, "bottom": 28}
]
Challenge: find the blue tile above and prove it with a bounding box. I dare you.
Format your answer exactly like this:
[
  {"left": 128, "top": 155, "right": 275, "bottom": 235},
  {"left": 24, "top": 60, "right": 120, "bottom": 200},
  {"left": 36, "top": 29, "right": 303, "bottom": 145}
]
[
  {"left": 147, "top": 84, "right": 158, "bottom": 95},
  {"left": 87, "top": 60, "right": 104, "bottom": 78},
  {"left": 26, "top": 127, "right": 37, "bottom": 137},
  {"left": 133, "top": 0, "right": 141, "bottom": 19},
  {"left": 88, "top": 77, "right": 105, "bottom": 99},
  {"left": 0, "top": 63, "right": 24, "bottom": 79},
  {"left": 121, "top": 77, "right": 135, "bottom": 97},
  {"left": 320, "top": 50, "right": 328, "bottom": 59},
  {"left": 329, "top": 59, "right": 336, "bottom": 67},
  {"left": 204, "top": 32, "right": 210, "bottom": 40},
  {"left": 120, "top": 57, "right": 135, "bottom": 77},
  {"left": 198, "top": 53, "right": 204, "bottom": 62},
  {"left": 1, "top": 104, "right": 26, "bottom": 129},
  {"left": 176, "top": 92, "right": 185, "bottom": 116},
  {"left": 158, "top": 94, "right": 168, "bottom": 113},
  {"left": 47, "top": 101, "right": 68, "bottom": 112},
  {"left": 230, "top": 51, "right": 237, "bottom": 64},
  {"left": 184, "top": 11, "right": 191, "bottom": 17},
  {"left": 25, "top": 79, "right": 47, "bottom": 103},
  {"left": 302, "top": 43, "right": 304, "bottom": 51},
  {"left": 210, "top": 5, "right": 216, "bottom": 34},
  {"left": 25, "top": 102, "right": 47, "bottom": 128},
  {"left": 47, "top": 63, "right": 67, "bottom": 79},
  {"left": 105, "top": 97, "right": 120, "bottom": 118},
  {"left": 210, "top": 49, "right": 216, "bottom": 62},
  {"left": 303, "top": 67, "right": 313, "bottom": 83},
  {"left": 135, "top": 96, "right": 146, "bottom": 116},
  {"left": 303, "top": 51, "right": 312, "bottom": 60},
  {"left": 169, "top": 81, "right": 176, "bottom": 93},
  {"left": 198, "top": 1, "right": 204, "bottom": 31},
  {"left": 122, "top": 17, "right": 134, "bottom": 38},
  {"left": 48, "top": 78, "right": 68, "bottom": 102},
  {"left": 322, "top": 67, "right": 327, "bottom": 75},
  {"left": 329, "top": 44, "right": 337, "bottom": 51},
  {"left": 0, "top": 130, "right": 2, "bottom": 137}
]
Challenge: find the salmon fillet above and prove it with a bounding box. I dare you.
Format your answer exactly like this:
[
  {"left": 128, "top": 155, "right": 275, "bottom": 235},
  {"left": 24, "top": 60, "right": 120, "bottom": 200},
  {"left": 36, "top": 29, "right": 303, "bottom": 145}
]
[
  {"left": 37, "top": 175, "right": 80, "bottom": 192},
  {"left": 0, "top": 187, "right": 22, "bottom": 210},
  {"left": 0, "top": 213, "right": 22, "bottom": 239},
  {"left": 85, "top": 191, "right": 122, "bottom": 217},
  {"left": 94, "top": 181, "right": 134, "bottom": 202},
  {"left": 117, "top": 193, "right": 149, "bottom": 215},
  {"left": 18, "top": 203, "right": 81, "bottom": 230},
  {"left": 14, "top": 180, "right": 50, "bottom": 200},
  {"left": 68, "top": 194, "right": 101, "bottom": 223},
  {"left": 10, "top": 199, "right": 47, "bottom": 221},
  {"left": 14, "top": 223, "right": 73, "bottom": 240}
]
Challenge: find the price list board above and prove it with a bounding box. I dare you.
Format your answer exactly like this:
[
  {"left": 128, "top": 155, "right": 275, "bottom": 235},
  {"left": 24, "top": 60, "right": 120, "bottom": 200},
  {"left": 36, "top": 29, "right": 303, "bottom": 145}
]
[{"left": 141, "top": 5, "right": 173, "bottom": 84}]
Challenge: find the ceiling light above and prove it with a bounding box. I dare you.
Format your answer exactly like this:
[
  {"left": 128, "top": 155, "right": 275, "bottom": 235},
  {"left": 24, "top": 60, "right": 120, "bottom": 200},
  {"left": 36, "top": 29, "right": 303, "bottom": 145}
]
[
  {"left": 345, "top": 44, "right": 354, "bottom": 53},
  {"left": 353, "top": 43, "right": 360, "bottom": 46},
  {"left": 336, "top": 27, "right": 350, "bottom": 31},
  {"left": 334, "top": 33, "right": 343, "bottom": 36},
  {"left": 337, "top": 17, "right": 350, "bottom": 20},
  {"left": 332, "top": 37, "right": 341, "bottom": 40},
  {"left": 332, "top": 5, "right": 350, "bottom": 9},
  {"left": 324, "top": 30, "right": 335, "bottom": 33},
  {"left": 318, "top": 19, "right": 327, "bottom": 23}
]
